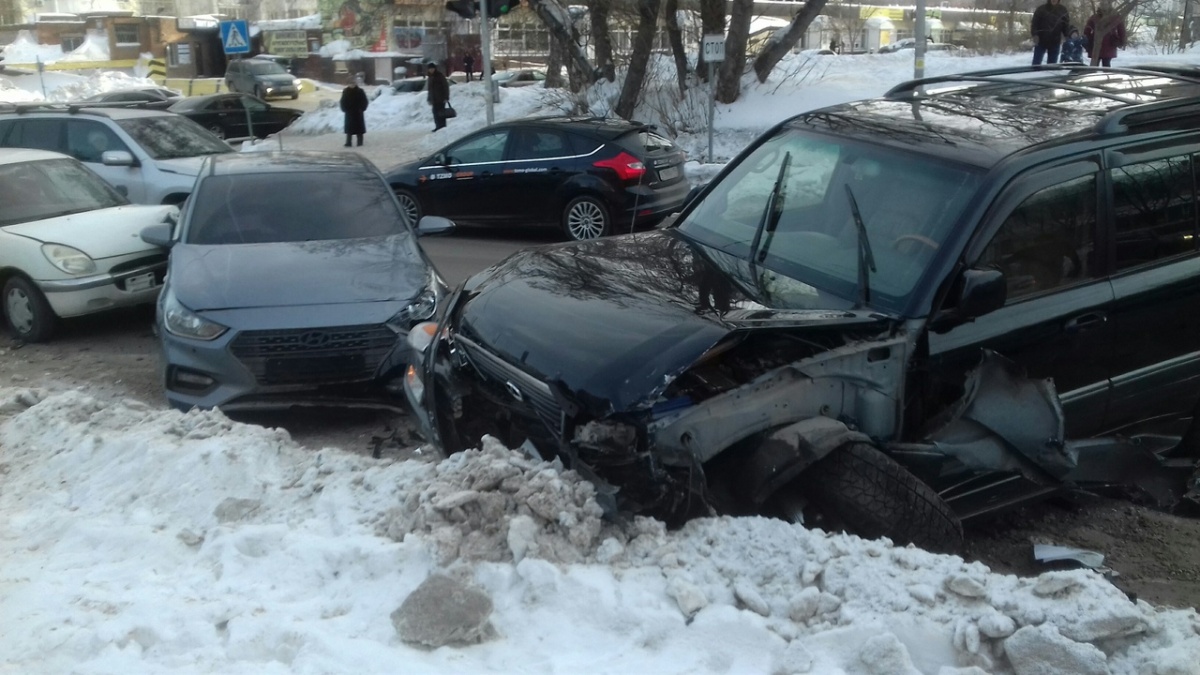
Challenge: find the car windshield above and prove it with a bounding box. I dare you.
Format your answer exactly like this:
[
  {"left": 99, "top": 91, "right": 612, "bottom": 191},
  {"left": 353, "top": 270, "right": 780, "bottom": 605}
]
[
  {"left": 0, "top": 157, "right": 127, "bottom": 226},
  {"left": 677, "top": 125, "right": 981, "bottom": 314},
  {"left": 246, "top": 61, "right": 287, "bottom": 75},
  {"left": 117, "top": 116, "right": 233, "bottom": 159},
  {"left": 184, "top": 171, "right": 410, "bottom": 245}
]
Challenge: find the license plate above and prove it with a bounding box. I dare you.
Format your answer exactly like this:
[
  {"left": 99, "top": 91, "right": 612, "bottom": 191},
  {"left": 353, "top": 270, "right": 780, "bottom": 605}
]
[
  {"left": 658, "top": 166, "right": 680, "bottom": 181},
  {"left": 126, "top": 272, "right": 157, "bottom": 292}
]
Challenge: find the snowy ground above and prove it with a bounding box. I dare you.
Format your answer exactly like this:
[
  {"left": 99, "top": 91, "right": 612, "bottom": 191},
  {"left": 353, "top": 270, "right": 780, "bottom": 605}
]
[{"left": 4, "top": 46, "right": 1200, "bottom": 673}]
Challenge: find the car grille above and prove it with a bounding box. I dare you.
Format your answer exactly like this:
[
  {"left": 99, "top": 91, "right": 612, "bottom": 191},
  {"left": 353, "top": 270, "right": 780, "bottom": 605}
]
[
  {"left": 231, "top": 324, "right": 397, "bottom": 386},
  {"left": 455, "top": 334, "right": 564, "bottom": 434}
]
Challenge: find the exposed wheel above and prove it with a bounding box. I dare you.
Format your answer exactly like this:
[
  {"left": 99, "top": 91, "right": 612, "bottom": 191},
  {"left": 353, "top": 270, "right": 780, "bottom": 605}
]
[
  {"left": 3, "top": 277, "right": 56, "bottom": 343},
  {"left": 775, "top": 442, "right": 963, "bottom": 553},
  {"left": 562, "top": 195, "right": 611, "bottom": 241},
  {"left": 208, "top": 125, "right": 226, "bottom": 140},
  {"left": 394, "top": 188, "right": 423, "bottom": 228}
]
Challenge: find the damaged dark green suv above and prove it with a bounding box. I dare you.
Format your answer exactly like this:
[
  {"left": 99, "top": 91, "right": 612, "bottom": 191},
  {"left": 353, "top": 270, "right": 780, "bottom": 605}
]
[{"left": 404, "top": 65, "right": 1200, "bottom": 552}]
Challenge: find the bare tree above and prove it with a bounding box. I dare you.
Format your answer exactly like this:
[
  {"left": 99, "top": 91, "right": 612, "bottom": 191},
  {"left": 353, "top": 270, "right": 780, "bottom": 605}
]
[
  {"left": 590, "top": 0, "right": 617, "bottom": 82},
  {"left": 665, "top": 0, "right": 690, "bottom": 92},
  {"left": 716, "top": 0, "right": 753, "bottom": 104},
  {"left": 614, "top": 0, "right": 663, "bottom": 118},
  {"left": 752, "top": 0, "right": 830, "bottom": 82},
  {"left": 527, "top": 0, "right": 601, "bottom": 84}
]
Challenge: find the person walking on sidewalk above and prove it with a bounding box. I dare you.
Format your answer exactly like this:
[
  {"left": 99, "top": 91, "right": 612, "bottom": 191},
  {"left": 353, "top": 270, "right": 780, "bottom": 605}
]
[
  {"left": 340, "top": 75, "right": 369, "bottom": 147},
  {"left": 1031, "top": 0, "right": 1071, "bottom": 65},
  {"left": 427, "top": 62, "right": 451, "bottom": 132}
]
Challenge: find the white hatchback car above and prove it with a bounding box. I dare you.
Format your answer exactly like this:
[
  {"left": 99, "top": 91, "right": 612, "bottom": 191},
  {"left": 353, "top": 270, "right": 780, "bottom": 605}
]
[{"left": 0, "top": 149, "right": 176, "bottom": 342}]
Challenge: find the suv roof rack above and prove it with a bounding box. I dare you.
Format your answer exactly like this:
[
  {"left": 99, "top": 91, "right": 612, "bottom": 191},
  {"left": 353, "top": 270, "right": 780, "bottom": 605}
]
[{"left": 0, "top": 101, "right": 152, "bottom": 116}]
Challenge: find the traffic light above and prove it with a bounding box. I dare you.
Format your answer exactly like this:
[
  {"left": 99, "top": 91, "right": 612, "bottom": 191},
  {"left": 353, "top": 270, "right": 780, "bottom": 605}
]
[
  {"left": 488, "top": 0, "right": 521, "bottom": 17},
  {"left": 445, "top": 0, "right": 476, "bottom": 19}
]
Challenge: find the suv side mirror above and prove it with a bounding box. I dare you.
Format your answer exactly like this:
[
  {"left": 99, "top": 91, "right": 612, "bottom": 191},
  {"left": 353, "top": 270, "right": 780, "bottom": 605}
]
[
  {"left": 141, "top": 222, "right": 175, "bottom": 249},
  {"left": 931, "top": 267, "right": 1006, "bottom": 333},
  {"left": 417, "top": 215, "right": 454, "bottom": 236},
  {"left": 101, "top": 150, "right": 136, "bottom": 167}
]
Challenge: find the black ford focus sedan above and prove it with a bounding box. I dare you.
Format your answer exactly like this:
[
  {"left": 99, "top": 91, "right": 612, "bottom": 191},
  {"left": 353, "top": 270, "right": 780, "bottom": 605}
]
[{"left": 382, "top": 116, "right": 689, "bottom": 241}]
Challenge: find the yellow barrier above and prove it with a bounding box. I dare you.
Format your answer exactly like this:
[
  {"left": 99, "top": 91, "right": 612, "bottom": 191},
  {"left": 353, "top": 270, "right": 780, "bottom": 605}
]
[{"left": 147, "top": 59, "right": 166, "bottom": 84}]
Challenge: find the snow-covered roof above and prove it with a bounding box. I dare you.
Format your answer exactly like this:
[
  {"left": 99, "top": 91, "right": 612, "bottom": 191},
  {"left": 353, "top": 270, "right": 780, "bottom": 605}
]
[{"left": 254, "top": 13, "right": 322, "bottom": 32}]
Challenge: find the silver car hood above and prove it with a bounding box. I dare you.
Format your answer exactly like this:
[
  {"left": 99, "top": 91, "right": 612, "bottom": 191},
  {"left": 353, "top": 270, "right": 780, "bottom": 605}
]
[{"left": 170, "top": 235, "right": 429, "bottom": 311}]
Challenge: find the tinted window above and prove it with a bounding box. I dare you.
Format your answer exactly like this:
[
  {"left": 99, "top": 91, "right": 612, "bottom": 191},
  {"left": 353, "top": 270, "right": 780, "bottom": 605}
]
[
  {"left": 446, "top": 130, "right": 509, "bottom": 165},
  {"left": 1112, "top": 154, "right": 1197, "bottom": 270},
  {"left": 0, "top": 158, "right": 127, "bottom": 226},
  {"left": 511, "top": 129, "right": 569, "bottom": 160},
  {"left": 185, "top": 171, "right": 408, "bottom": 245},
  {"left": 246, "top": 61, "right": 287, "bottom": 75},
  {"left": 638, "top": 130, "right": 674, "bottom": 153},
  {"left": 117, "top": 116, "right": 232, "bottom": 159},
  {"left": 978, "top": 174, "right": 1098, "bottom": 301},
  {"left": 5, "top": 119, "right": 64, "bottom": 152},
  {"left": 66, "top": 120, "right": 129, "bottom": 162},
  {"left": 679, "top": 126, "right": 981, "bottom": 313}
]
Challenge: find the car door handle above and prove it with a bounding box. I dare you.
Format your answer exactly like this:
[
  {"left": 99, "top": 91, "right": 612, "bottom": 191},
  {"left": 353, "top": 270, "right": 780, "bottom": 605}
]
[{"left": 1064, "top": 312, "right": 1107, "bottom": 334}]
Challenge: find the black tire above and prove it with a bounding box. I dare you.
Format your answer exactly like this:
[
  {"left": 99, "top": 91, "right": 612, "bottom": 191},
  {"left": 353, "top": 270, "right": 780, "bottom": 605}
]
[
  {"left": 562, "top": 195, "right": 611, "bottom": 241},
  {"left": 394, "top": 188, "right": 423, "bottom": 228},
  {"left": 779, "top": 442, "right": 963, "bottom": 553},
  {"left": 3, "top": 276, "right": 56, "bottom": 343}
]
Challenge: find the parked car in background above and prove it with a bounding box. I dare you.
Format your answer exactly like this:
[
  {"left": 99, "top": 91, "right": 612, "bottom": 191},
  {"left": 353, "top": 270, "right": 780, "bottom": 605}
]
[
  {"left": 383, "top": 116, "right": 689, "bottom": 241},
  {"left": 77, "top": 86, "right": 183, "bottom": 110},
  {"left": 168, "top": 93, "right": 303, "bottom": 140},
  {"left": 224, "top": 57, "right": 300, "bottom": 100},
  {"left": 391, "top": 76, "right": 458, "bottom": 94},
  {"left": 0, "top": 104, "right": 234, "bottom": 205},
  {"left": 879, "top": 39, "right": 963, "bottom": 53},
  {"left": 1, "top": 149, "right": 174, "bottom": 342},
  {"left": 140, "top": 151, "right": 453, "bottom": 412},
  {"left": 407, "top": 65, "right": 1200, "bottom": 552},
  {"left": 493, "top": 69, "right": 546, "bottom": 88}
]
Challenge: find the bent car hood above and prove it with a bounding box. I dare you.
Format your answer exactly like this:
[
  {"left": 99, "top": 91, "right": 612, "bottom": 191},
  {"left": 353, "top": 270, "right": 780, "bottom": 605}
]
[
  {"left": 456, "top": 230, "right": 888, "bottom": 412},
  {"left": 171, "top": 235, "right": 430, "bottom": 311},
  {"left": 3, "top": 204, "right": 174, "bottom": 259}
]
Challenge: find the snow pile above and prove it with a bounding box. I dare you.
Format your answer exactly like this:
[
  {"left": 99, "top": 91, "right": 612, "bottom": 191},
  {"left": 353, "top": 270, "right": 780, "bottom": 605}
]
[
  {"left": 0, "top": 28, "right": 111, "bottom": 65},
  {"left": 0, "top": 69, "right": 162, "bottom": 103},
  {"left": 3, "top": 390, "right": 1200, "bottom": 674}
]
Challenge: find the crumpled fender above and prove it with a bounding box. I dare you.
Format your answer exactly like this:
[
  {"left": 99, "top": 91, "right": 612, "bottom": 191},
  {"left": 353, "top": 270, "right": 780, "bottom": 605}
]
[{"left": 736, "top": 416, "right": 871, "bottom": 507}]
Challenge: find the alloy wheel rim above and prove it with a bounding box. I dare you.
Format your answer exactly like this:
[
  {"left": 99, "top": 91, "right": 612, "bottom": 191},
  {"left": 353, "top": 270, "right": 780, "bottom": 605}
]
[
  {"left": 398, "top": 195, "right": 419, "bottom": 226},
  {"left": 567, "top": 201, "right": 605, "bottom": 240},
  {"left": 5, "top": 287, "right": 34, "bottom": 334}
]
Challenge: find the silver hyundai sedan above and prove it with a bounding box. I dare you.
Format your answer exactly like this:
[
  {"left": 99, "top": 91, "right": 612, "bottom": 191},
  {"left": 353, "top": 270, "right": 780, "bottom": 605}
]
[{"left": 141, "top": 151, "right": 452, "bottom": 411}]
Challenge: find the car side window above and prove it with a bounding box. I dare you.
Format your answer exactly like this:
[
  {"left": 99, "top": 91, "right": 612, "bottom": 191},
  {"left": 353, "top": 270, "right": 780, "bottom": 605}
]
[
  {"left": 1112, "top": 154, "right": 1197, "bottom": 270},
  {"left": 0, "top": 120, "right": 15, "bottom": 145},
  {"left": 218, "top": 97, "right": 242, "bottom": 111},
  {"left": 6, "top": 119, "right": 66, "bottom": 153},
  {"left": 66, "top": 121, "right": 128, "bottom": 163},
  {"left": 446, "top": 130, "right": 509, "bottom": 165},
  {"left": 241, "top": 96, "right": 268, "bottom": 111},
  {"left": 510, "top": 129, "right": 569, "bottom": 161},
  {"left": 977, "top": 174, "right": 1098, "bottom": 302}
]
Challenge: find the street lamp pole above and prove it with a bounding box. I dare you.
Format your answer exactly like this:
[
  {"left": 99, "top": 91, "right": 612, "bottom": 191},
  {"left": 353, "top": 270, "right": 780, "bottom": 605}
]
[
  {"left": 480, "top": 0, "right": 494, "bottom": 124},
  {"left": 914, "top": 0, "right": 927, "bottom": 79}
]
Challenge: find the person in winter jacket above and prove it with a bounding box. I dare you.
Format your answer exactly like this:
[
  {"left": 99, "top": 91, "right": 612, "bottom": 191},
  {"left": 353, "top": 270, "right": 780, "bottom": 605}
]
[
  {"left": 1061, "top": 28, "right": 1086, "bottom": 63},
  {"left": 1030, "top": 0, "right": 1071, "bottom": 65},
  {"left": 339, "top": 75, "right": 369, "bottom": 147},
  {"left": 426, "top": 61, "right": 451, "bottom": 132},
  {"left": 1084, "top": 6, "right": 1126, "bottom": 67}
]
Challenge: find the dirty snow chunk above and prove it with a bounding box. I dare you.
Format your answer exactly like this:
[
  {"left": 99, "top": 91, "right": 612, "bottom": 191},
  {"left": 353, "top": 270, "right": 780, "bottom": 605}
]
[
  {"left": 789, "top": 587, "right": 822, "bottom": 622},
  {"left": 507, "top": 514, "right": 538, "bottom": 562},
  {"left": 213, "top": 498, "right": 261, "bottom": 524},
  {"left": 735, "top": 579, "right": 771, "bottom": 617},
  {"left": 1033, "top": 570, "right": 1085, "bottom": 597},
  {"left": 945, "top": 574, "right": 988, "bottom": 598},
  {"left": 938, "top": 668, "right": 991, "bottom": 675},
  {"left": 953, "top": 618, "right": 982, "bottom": 654},
  {"left": 1004, "top": 625, "right": 1109, "bottom": 675},
  {"left": 1059, "top": 608, "right": 1149, "bottom": 643},
  {"left": 817, "top": 592, "right": 842, "bottom": 615},
  {"left": 0, "top": 388, "right": 42, "bottom": 413},
  {"left": 778, "top": 639, "right": 814, "bottom": 674},
  {"left": 667, "top": 577, "right": 708, "bottom": 618},
  {"left": 908, "top": 583, "right": 938, "bottom": 606},
  {"left": 176, "top": 529, "right": 203, "bottom": 547},
  {"left": 977, "top": 612, "right": 1017, "bottom": 639},
  {"left": 858, "top": 633, "right": 923, "bottom": 675},
  {"left": 391, "top": 574, "right": 496, "bottom": 648}
]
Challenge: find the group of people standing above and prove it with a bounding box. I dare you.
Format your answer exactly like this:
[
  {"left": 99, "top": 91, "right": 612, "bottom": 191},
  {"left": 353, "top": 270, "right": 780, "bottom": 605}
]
[
  {"left": 338, "top": 60, "right": 453, "bottom": 145},
  {"left": 1031, "top": 0, "right": 1126, "bottom": 67}
]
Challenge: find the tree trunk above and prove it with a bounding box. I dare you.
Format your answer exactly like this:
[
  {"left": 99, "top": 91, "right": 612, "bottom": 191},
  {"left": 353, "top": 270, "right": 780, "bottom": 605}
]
[
  {"left": 590, "top": 0, "right": 616, "bottom": 82},
  {"left": 716, "top": 0, "right": 752, "bottom": 104},
  {"left": 752, "top": 0, "right": 829, "bottom": 82},
  {"left": 1181, "top": 0, "right": 1193, "bottom": 52},
  {"left": 697, "top": 0, "right": 725, "bottom": 80},
  {"left": 665, "top": 0, "right": 689, "bottom": 93},
  {"left": 545, "top": 33, "right": 566, "bottom": 88},
  {"left": 528, "top": 0, "right": 600, "bottom": 83},
  {"left": 614, "top": 0, "right": 662, "bottom": 119}
]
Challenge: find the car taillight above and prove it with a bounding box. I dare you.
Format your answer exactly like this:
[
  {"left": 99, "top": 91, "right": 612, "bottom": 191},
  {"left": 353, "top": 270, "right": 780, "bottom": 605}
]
[{"left": 593, "top": 152, "right": 646, "bottom": 181}]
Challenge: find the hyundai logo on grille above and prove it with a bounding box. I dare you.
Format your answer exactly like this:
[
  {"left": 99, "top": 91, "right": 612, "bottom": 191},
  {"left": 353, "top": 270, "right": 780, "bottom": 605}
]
[
  {"left": 299, "top": 331, "right": 330, "bottom": 347},
  {"left": 505, "top": 381, "right": 524, "bottom": 401}
]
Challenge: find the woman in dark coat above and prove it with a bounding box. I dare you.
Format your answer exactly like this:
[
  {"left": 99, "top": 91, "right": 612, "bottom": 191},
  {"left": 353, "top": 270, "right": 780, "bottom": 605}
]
[
  {"left": 340, "top": 76, "right": 369, "bottom": 147},
  {"left": 1084, "top": 6, "right": 1126, "bottom": 67}
]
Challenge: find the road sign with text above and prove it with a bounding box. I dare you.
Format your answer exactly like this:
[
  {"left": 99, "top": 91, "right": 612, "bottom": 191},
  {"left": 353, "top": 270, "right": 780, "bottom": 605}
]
[{"left": 702, "top": 35, "right": 726, "bottom": 63}]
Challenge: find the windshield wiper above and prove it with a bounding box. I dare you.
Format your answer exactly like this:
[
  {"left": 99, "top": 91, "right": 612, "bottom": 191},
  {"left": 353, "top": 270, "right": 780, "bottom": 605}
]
[
  {"left": 844, "top": 184, "right": 876, "bottom": 308},
  {"left": 749, "top": 151, "right": 791, "bottom": 264}
]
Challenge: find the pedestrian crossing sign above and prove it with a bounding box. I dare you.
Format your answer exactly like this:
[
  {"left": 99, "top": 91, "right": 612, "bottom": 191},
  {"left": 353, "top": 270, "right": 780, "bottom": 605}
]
[{"left": 220, "top": 20, "right": 250, "bottom": 55}]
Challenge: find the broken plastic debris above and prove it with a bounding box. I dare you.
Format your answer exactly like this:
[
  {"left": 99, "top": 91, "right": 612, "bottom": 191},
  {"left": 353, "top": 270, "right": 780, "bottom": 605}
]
[{"left": 1033, "top": 544, "right": 1105, "bottom": 569}]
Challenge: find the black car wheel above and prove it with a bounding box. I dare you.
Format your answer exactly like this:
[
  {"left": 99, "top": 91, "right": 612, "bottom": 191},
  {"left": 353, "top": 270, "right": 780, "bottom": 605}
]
[
  {"left": 208, "top": 125, "right": 226, "bottom": 140},
  {"left": 3, "top": 277, "right": 56, "bottom": 343},
  {"left": 562, "top": 195, "right": 611, "bottom": 241},
  {"left": 771, "top": 442, "right": 963, "bottom": 553},
  {"left": 394, "top": 189, "right": 423, "bottom": 227}
]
